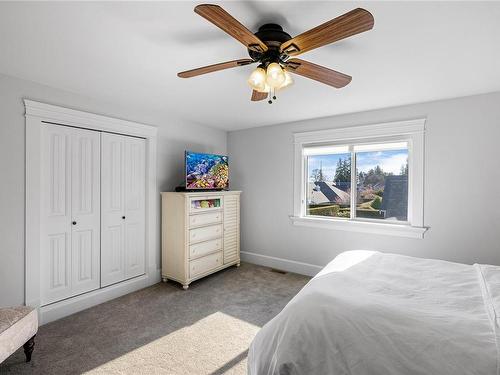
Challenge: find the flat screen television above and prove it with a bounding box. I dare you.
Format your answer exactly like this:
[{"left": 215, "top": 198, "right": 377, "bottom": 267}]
[{"left": 185, "top": 151, "right": 229, "bottom": 190}]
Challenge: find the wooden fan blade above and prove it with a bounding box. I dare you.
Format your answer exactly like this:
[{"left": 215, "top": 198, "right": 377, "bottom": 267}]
[
  {"left": 178, "top": 59, "right": 254, "bottom": 78},
  {"left": 195, "top": 4, "right": 268, "bottom": 53},
  {"left": 280, "top": 8, "right": 374, "bottom": 56},
  {"left": 251, "top": 90, "right": 268, "bottom": 101},
  {"left": 286, "top": 58, "right": 352, "bottom": 88}
]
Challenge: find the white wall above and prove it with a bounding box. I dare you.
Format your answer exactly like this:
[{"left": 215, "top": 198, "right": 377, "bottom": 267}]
[
  {"left": 0, "top": 73, "right": 226, "bottom": 307},
  {"left": 228, "top": 92, "right": 500, "bottom": 274}
]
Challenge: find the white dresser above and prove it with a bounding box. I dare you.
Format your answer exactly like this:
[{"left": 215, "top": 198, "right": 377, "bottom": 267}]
[{"left": 161, "top": 191, "right": 241, "bottom": 289}]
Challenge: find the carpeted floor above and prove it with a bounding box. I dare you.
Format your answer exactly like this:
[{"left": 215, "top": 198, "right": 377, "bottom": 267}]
[{"left": 0, "top": 263, "right": 310, "bottom": 375}]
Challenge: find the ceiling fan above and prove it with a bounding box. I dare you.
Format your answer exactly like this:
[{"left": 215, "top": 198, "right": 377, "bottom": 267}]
[{"left": 178, "top": 4, "right": 374, "bottom": 103}]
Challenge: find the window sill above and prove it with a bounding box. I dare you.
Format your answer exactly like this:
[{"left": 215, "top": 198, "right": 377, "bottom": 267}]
[{"left": 289, "top": 216, "right": 428, "bottom": 239}]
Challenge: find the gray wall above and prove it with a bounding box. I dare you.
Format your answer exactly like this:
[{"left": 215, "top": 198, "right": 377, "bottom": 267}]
[
  {"left": 3, "top": 71, "right": 499, "bottom": 305},
  {"left": 228, "top": 92, "right": 500, "bottom": 270},
  {"left": 0, "top": 73, "right": 227, "bottom": 307}
]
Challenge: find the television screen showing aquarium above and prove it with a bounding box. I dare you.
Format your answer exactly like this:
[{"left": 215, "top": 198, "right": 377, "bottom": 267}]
[{"left": 185, "top": 151, "right": 229, "bottom": 190}]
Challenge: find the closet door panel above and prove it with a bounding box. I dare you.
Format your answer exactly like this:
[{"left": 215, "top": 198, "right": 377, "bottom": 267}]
[
  {"left": 124, "top": 138, "right": 146, "bottom": 278},
  {"left": 71, "top": 129, "right": 101, "bottom": 295},
  {"left": 101, "top": 133, "right": 126, "bottom": 287},
  {"left": 40, "top": 124, "right": 73, "bottom": 305},
  {"left": 125, "top": 222, "right": 142, "bottom": 277},
  {"left": 103, "top": 224, "right": 124, "bottom": 277}
]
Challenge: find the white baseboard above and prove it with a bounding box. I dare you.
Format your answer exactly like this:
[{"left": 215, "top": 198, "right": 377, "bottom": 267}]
[
  {"left": 241, "top": 251, "right": 322, "bottom": 277},
  {"left": 39, "top": 268, "right": 161, "bottom": 325}
]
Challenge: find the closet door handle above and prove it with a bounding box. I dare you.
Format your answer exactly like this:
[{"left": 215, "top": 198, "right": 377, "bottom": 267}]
[
  {"left": 72, "top": 221, "right": 77, "bottom": 225},
  {"left": 122, "top": 216, "right": 126, "bottom": 220}
]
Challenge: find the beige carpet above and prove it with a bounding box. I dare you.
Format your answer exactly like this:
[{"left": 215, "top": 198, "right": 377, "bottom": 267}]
[{"left": 0, "top": 263, "right": 310, "bottom": 374}]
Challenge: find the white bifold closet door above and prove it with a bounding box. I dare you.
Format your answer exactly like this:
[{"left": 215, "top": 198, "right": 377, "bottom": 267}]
[
  {"left": 101, "top": 133, "right": 146, "bottom": 287},
  {"left": 40, "top": 124, "right": 101, "bottom": 305}
]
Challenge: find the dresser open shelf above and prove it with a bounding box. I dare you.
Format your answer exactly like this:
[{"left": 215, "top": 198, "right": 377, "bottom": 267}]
[{"left": 161, "top": 191, "right": 241, "bottom": 289}]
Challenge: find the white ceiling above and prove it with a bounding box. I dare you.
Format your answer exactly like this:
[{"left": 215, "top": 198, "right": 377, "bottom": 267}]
[{"left": 0, "top": 1, "right": 499, "bottom": 131}]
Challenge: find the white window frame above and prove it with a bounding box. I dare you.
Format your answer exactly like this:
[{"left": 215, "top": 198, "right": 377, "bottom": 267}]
[{"left": 291, "top": 118, "right": 428, "bottom": 239}]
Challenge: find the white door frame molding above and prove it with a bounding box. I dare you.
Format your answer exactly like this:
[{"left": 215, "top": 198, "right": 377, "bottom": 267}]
[{"left": 25, "top": 99, "right": 159, "bottom": 324}]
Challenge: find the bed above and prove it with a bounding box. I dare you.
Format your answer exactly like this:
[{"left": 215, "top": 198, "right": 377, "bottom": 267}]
[{"left": 248, "top": 251, "right": 500, "bottom": 375}]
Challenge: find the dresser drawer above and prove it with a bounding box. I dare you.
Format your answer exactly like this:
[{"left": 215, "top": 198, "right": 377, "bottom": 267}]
[
  {"left": 189, "top": 238, "right": 222, "bottom": 259},
  {"left": 189, "top": 252, "right": 222, "bottom": 278},
  {"left": 189, "top": 211, "right": 222, "bottom": 228},
  {"left": 189, "top": 224, "right": 222, "bottom": 243}
]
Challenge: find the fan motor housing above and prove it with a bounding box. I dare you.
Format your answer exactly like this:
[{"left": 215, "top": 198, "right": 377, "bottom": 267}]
[{"left": 248, "top": 23, "right": 292, "bottom": 63}]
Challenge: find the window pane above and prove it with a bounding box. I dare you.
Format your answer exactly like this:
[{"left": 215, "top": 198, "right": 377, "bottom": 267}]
[
  {"left": 356, "top": 148, "right": 408, "bottom": 221},
  {"left": 306, "top": 153, "right": 351, "bottom": 218}
]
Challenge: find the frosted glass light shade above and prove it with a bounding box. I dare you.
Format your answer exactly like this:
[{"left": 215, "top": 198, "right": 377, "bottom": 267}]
[
  {"left": 279, "top": 70, "right": 293, "bottom": 90},
  {"left": 247, "top": 67, "right": 267, "bottom": 92},
  {"left": 266, "top": 63, "right": 285, "bottom": 88}
]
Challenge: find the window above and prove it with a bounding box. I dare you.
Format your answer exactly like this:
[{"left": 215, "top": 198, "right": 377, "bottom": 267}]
[
  {"left": 292, "top": 119, "right": 427, "bottom": 238},
  {"left": 306, "top": 142, "right": 409, "bottom": 222},
  {"left": 306, "top": 146, "right": 351, "bottom": 219},
  {"left": 355, "top": 143, "right": 408, "bottom": 222}
]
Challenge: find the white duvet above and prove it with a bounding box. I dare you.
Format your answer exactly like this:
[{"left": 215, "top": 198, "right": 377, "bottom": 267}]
[{"left": 248, "top": 251, "right": 500, "bottom": 375}]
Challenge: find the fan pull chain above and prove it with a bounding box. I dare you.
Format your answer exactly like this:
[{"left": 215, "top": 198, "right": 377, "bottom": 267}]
[{"left": 268, "top": 88, "right": 278, "bottom": 104}]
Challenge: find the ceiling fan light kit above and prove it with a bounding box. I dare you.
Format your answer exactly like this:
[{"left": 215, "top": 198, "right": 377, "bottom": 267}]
[
  {"left": 265, "top": 63, "right": 286, "bottom": 89},
  {"left": 247, "top": 67, "right": 267, "bottom": 92},
  {"left": 178, "top": 4, "right": 374, "bottom": 104}
]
